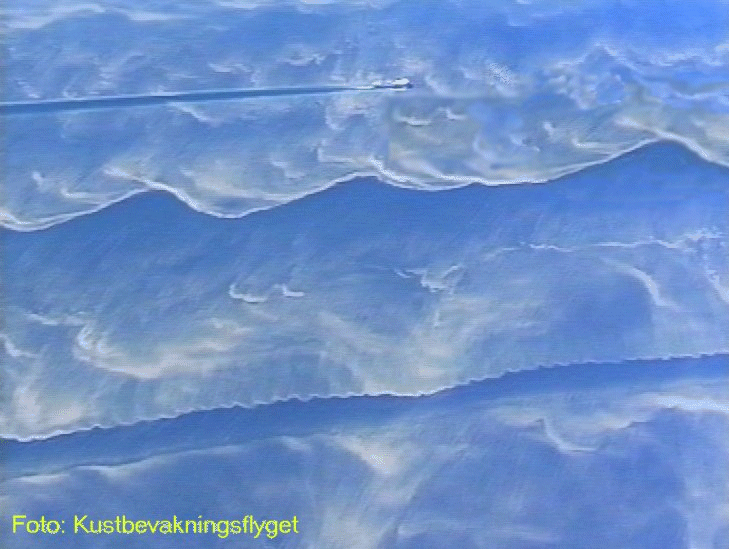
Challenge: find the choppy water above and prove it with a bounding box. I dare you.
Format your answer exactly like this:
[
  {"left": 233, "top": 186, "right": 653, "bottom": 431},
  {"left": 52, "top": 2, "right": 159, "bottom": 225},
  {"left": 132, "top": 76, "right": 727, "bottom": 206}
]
[{"left": 2, "top": 1, "right": 729, "bottom": 547}]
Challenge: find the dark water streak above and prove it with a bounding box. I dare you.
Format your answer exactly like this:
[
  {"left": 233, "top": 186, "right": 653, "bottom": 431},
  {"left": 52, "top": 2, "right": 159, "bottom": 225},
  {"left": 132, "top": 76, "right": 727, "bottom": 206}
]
[
  {"left": 0, "top": 84, "right": 401, "bottom": 116},
  {"left": 2, "top": 353, "right": 727, "bottom": 481}
]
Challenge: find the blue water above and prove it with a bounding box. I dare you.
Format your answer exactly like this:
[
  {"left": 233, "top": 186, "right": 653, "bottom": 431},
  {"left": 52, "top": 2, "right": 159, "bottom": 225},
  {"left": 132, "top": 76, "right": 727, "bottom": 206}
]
[
  {"left": 0, "top": 84, "right": 393, "bottom": 115},
  {"left": 2, "top": 0, "right": 729, "bottom": 547},
  {"left": 3, "top": 353, "right": 728, "bottom": 547},
  {"left": 3, "top": 140, "right": 727, "bottom": 437}
]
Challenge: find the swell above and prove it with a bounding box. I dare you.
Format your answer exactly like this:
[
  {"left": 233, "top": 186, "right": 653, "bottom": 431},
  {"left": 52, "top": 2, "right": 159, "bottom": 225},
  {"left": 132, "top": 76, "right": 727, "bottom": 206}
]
[
  {"left": 2, "top": 136, "right": 728, "bottom": 441},
  {"left": 1, "top": 138, "right": 725, "bottom": 234},
  {"left": 2, "top": 352, "right": 727, "bottom": 480}
]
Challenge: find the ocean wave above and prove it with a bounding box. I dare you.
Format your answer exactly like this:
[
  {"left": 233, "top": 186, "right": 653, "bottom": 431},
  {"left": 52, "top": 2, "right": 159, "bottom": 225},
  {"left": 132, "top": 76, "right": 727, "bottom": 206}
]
[
  {"left": 2, "top": 141, "right": 728, "bottom": 438},
  {"left": 3, "top": 0, "right": 729, "bottom": 229},
  {"left": 3, "top": 352, "right": 728, "bottom": 460},
  {"left": 3, "top": 354, "right": 729, "bottom": 548}
]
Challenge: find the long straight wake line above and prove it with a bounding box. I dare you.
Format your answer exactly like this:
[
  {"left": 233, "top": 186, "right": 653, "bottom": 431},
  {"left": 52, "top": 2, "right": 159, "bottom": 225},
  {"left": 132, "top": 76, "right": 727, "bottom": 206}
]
[{"left": 0, "top": 81, "right": 411, "bottom": 116}]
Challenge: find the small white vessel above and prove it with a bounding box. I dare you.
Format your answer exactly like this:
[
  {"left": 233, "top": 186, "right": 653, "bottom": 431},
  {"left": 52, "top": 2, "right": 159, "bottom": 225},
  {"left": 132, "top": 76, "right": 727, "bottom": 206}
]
[
  {"left": 390, "top": 77, "right": 412, "bottom": 88},
  {"left": 370, "top": 77, "right": 413, "bottom": 90}
]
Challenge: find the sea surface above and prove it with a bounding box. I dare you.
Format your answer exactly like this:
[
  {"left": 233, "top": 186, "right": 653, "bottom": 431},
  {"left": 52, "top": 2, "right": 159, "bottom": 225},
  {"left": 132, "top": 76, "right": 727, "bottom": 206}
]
[{"left": 2, "top": 0, "right": 729, "bottom": 547}]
